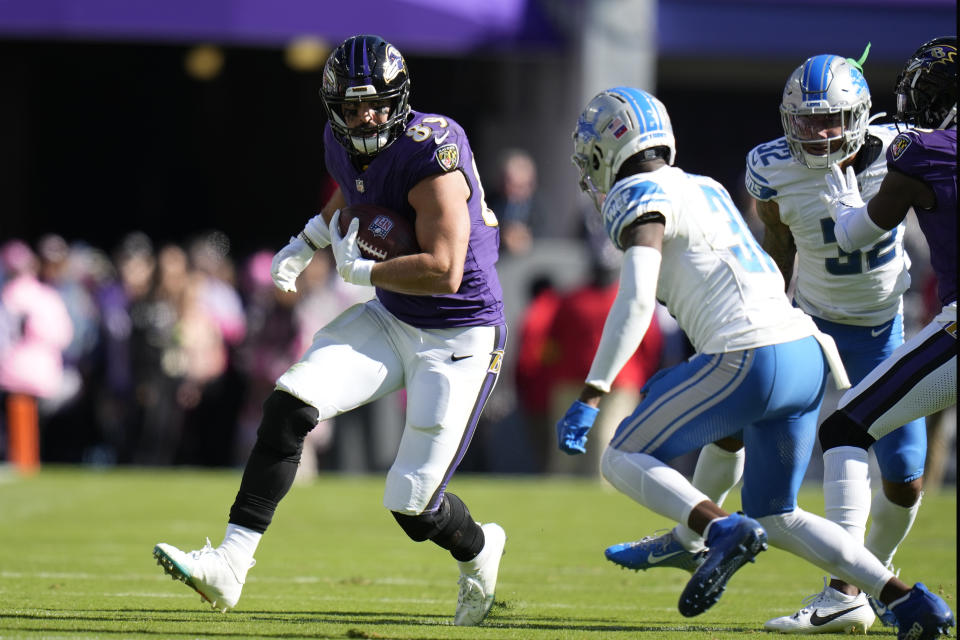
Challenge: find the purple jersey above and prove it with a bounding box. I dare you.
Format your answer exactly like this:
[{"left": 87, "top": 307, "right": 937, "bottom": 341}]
[
  {"left": 324, "top": 110, "right": 504, "bottom": 328},
  {"left": 886, "top": 128, "right": 957, "bottom": 305}
]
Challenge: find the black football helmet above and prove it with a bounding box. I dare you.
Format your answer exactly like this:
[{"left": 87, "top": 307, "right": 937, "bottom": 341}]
[
  {"left": 321, "top": 34, "right": 411, "bottom": 156},
  {"left": 894, "top": 36, "right": 957, "bottom": 129}
]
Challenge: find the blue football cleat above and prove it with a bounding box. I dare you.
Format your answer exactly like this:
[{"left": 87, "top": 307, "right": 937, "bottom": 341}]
[
  {"left": 890, "top": 583, "right": 956, "bottom": 640},
  {"left": 678, "top": 513, "right": 767, "bottom": 617},
  {"left": 604, "top": 530, "right": 706, "bottom": 573},
  {"left": 869, "top": 592, "right": 899, "bottom": 627},
  {"left": 869, "top": 564, "right": 901, "bottom": 627}
]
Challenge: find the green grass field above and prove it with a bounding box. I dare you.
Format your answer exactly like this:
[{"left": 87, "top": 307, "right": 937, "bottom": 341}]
[{"left": 0, "top": 467, "right": 955, "bottom": 639}]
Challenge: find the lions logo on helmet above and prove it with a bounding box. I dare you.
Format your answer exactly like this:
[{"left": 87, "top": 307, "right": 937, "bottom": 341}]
[
  {"left": 572, "top": 87, "right": 676, "bottom": 212},
  {"left": 779, "top": 54, "right": 873, "bottom": 169}
]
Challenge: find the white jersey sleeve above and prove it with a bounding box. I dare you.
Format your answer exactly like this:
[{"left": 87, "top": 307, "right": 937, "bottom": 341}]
[
  {"left": 600, "top": 166, "right": 819, "bottom": 354},
  {"left": 744, "top": 124, "right": 910, "bottom": 326}
]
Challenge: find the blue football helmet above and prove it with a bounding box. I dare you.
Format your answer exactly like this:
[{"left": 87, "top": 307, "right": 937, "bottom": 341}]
[
  {"left": 572, "top": 87, "right": 676, "bottom": 211},
  {"left": 780, "top": 54, "right": 872, "bottom": 169},
  {"left": 321, "top": 34, "right": 411, "bottom": 157},
  {"left": 895, "top": 36, "right": 957, "bottom": 129}
]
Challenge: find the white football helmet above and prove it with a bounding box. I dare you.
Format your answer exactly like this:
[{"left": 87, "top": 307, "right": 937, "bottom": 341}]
[
  {"left": 780, "top": 54, "right": 872, "bottom": 169},
  {"left": 572, "top": 87, "right": 676, "bottom": 211}
]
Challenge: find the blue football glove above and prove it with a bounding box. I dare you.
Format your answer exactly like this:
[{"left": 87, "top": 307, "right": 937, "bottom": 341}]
[{"left": 556, "top": 400, "right": 600, "bottom": 455}]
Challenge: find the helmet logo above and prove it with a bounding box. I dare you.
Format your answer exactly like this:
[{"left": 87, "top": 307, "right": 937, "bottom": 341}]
[
  {"left": 848, "top": 67, "right": 868, "bottom": 94},
  {"left": 928, "top": 45, "right": 956, "bottom": 65},
  {"left": 607, "top": 116, "right": 628, "bottom": 139},
  {"left": 435, "top": 144, "right": 459, "bottom": 171},
  {"left": 322, "top": 64, "right": 337, "bottom": 94},
  {"left": 382, "top": 45, "right": 405, "bottom": 83}
]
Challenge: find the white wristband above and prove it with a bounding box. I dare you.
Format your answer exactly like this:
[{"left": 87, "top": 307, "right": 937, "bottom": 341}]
[
  {"left": 350, "top": 257, "right": 374, "bottom": 287},
  {"left": 301, "top": 213, "right": 332, "bottom": 250},
  {"left": 834, "top": 206, "right": 885, "bottom": 253}
]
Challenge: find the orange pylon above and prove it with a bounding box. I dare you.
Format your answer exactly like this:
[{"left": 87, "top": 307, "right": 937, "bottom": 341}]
[{"left": 7, "top": 393, "right": 40, "bottom": 473}]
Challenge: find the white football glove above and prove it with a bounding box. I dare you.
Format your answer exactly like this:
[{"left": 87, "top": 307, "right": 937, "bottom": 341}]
[
  {"left": 269, "top": 212, "right": 334, "bottom": 293},
  {"left": 330, "top": 209, "right": 374, "bottom": 286},
  {"left": 300, "top": 212, "right": 332, "bottom": 250},
  {"left": 820, "top": 163, "right": 865, "bottom": 221},
  {"left": 819, "top": 163, "right": 884, "bottom": 253},
  {"left": 270, "top": 235, "right": 315, "bottom": 293}
]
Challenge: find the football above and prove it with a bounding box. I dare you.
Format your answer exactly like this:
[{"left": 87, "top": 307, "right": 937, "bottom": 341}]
[{"left": 336, "top": 203, "right": 420, "bottom": 262}]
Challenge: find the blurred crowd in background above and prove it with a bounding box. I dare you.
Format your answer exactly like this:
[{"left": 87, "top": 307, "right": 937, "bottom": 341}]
[{"left": 0, "top": 147, "right": 954, "bottom": 487}]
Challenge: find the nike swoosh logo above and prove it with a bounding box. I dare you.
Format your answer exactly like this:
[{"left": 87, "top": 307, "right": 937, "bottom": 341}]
[
  {"left": 647, "top": 550, "right": 684, "bottom": 565},
  {"left": 434, "top": 131, "right": 450, "bottom": 145},
  {"left": 450, "top": 354, "right": 473, "bottom": 362},
  {"left": 871, "top": 324, "right": 891, "bottom": 337},
  {"left": 810, "top": 605, "right": 865, "bottom": 626}
]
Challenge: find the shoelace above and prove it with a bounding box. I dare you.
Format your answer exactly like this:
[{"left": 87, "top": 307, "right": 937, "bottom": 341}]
[
  {"left": 187, "top": 538, "right": 217, "bottom": 561},
  {"left": 794, "top": 589, "right": 830, "bottom": 616},
  {"left": 632, "top": 529, "right": 673, "bottom": 553},
  {"left": 185, "top": 537, "right": 253, "bottom": 584}
]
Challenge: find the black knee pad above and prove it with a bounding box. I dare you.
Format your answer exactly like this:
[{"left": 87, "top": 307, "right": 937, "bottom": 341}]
[
  {"left": 256, "top": 390, "right": 319, "bottom": 457},
  {"left": 819, "top": 410, "right": 875, "bottom": 452},
  {"left": 392, "top": 493, "right": 484, "bottom": 561},
  {"left": 229, "top": 391, "right": 319, "bottom": 533},
  {"left": 392, "top": 509, "right": 441, "bottom": 542}
]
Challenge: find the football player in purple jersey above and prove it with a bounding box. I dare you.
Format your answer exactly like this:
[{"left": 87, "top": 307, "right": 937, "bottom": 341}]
[
  {"left": 817, "top": 36, "right": 957, "bottom": 639},
  {"left": 153, "top": 34, "right": 508, "bottom": 627}
]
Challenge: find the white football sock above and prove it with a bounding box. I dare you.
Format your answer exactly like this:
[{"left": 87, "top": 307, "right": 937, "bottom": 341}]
[
  {"left": 822, "top": 446, "right": 871, "bottom": 544},
  {"left": 601, "top": 447, "right": 708, "bottom": 529},
  {"left": 757, "top": 508, "right": 893, "bottom": 599},
  {"left": 219, "top": 523, "right": 261, "bottom": 578},
  {"left": 673, "top": 443, "right": 745, "bottom": 549},
  {"left": 866, "top": 490, "right": 921, "bottom": 568},
  {"left": 693, "top": 443, "right": 746, "bottom": 505}
]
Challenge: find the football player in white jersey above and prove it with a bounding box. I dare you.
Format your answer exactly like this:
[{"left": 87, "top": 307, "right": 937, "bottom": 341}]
[
  {"left": 555, "top": 86, "right": 954, "bottom": 632},
  {"left": 602, "top": 51, "right": 926, "bottom": 634}
]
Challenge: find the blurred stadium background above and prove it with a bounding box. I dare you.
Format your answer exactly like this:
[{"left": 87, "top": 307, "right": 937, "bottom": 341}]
[{"left": 0, "top": 0, "right": 955, "bottom": 484}]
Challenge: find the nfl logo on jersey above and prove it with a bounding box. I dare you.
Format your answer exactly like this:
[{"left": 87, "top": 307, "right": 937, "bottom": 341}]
[{"left": 369, "top": 215, "right": 395, "bottom": 239}]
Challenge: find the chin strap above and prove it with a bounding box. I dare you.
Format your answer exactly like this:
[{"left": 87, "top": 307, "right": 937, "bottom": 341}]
[{"left": 938, "top": 105, "right": 957, "bottom": 129}]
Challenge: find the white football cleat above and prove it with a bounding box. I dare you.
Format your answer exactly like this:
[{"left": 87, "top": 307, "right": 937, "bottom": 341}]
[
  {"left": 153, "top": 538, "right": 253, "bottom": 612},
  {"left": 764, "top": 577, "right": 875, "bottom": 634},
  {"left": 454, "top": 523, "right": 506, "bottom": 626}
]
